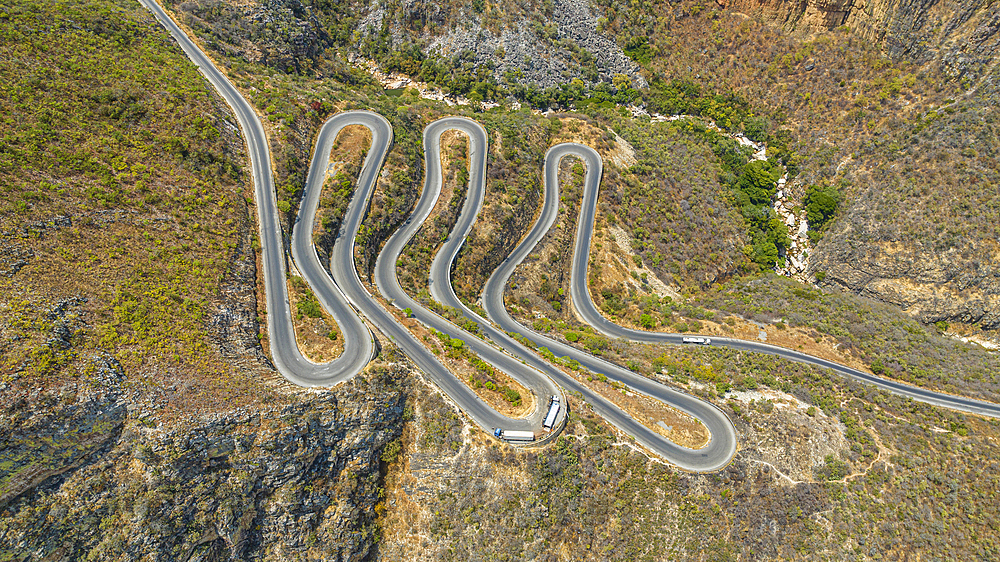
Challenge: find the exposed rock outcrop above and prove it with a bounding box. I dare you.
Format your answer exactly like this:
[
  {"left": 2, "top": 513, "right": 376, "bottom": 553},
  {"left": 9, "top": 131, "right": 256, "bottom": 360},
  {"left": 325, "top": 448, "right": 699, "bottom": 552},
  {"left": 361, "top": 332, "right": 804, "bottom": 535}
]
[
  {"left": 421, "top": 0, "right": 647, "bottom": 89},
  {"left": 811, "top": 237, "right": 1000, "bottom": 328},
  {"left": 721, "top": 0, "right": 854, "bottom": 29},
  {"left": 0, "top": 362, "right": 409, "bottom": 561}
]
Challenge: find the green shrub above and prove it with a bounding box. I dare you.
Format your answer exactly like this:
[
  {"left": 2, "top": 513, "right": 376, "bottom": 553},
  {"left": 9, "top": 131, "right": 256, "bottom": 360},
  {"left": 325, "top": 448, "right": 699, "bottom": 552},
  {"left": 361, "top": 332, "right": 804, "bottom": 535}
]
[
  {"left": 381, "top": 439, "right": 402, "bottom": 463},
  {"left": 297, "top": 297, "right": 323, "bottom": 319},
  {"left": 583, "top": 334, "right": 609, "bottom": 352},
  {"left": 640, "top": 314, "right": 655, "bottom": 330},
  {"left": 815, "top": 454, "right": 849, "bottom": 481},
  {"left": 870, "top": 358, "right": 885, "bottom": 375},
  {"left": 502, "top": 387, "right": 521, "bottom": 405}
]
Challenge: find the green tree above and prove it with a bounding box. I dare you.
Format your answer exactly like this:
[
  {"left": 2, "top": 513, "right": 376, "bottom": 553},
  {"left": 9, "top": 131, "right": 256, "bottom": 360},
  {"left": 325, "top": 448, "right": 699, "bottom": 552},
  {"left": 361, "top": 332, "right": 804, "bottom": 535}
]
[
  {"left": 805, "top": 182, "right": 843, "bottom": 232},
  {"left": 736, "top": 160, "right": 780, "bottom": 205},
  {"left": 752, "top": 240, "right": 779, "bottom": 269}
]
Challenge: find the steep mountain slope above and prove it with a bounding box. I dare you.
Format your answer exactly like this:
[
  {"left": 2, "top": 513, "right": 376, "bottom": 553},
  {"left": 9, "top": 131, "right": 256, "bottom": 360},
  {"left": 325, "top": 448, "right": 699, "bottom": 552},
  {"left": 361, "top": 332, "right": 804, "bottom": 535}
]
[{"left": 0, "top": 1, "right": 403, "bottom": 559}]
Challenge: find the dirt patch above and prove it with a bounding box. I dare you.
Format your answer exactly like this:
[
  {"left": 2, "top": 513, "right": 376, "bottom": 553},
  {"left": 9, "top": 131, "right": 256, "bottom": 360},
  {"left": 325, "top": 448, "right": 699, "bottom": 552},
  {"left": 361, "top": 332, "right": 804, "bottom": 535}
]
[
  {"left": 285, "top": 276, "right": 343, "bottom": 363},
  {"left": 334, "top": 124, "right": 371, "bottom": 155},
  {"left": 572, "top": 369, "right": 709, "bottom": 449},
  {"left": 604, "top": 223, "right": 682, "bottom": 301},
  {"left": 549, "top": 116, "right": 612, "bottom": 149}
]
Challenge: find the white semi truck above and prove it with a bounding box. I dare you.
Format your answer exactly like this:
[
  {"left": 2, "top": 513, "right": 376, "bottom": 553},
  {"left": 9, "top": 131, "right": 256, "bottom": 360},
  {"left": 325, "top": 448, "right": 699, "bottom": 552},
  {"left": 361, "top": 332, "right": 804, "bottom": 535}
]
[
  {"left": 682, "top": 336, "right": 712, "bottom": 345},
  {"left": 493, "top": 428, "right": 535, "bottom": 442},
  {"left": 542, "top": 395, "right": 560, "bottom": 431}
]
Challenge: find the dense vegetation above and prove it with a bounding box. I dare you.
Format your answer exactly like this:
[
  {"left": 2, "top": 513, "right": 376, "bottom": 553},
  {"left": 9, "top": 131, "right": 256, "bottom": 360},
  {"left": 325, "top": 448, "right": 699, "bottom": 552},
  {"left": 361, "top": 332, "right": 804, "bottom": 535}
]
[{"left": 803, "top": 180, "right": 843, "bottom": 241}]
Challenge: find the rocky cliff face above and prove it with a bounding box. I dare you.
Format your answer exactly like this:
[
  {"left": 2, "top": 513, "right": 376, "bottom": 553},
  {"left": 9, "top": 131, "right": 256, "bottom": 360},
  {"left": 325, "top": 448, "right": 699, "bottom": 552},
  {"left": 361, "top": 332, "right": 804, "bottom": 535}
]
[
  {"left": 807, "top": 75, "right": 1000, "bottom": 330},
  {"left": 725, "top": 0, "right": 1000, "bottom": 77},
  {"left": 721, "top": 0, "right": 854, "bottom": 29},
  {"left": 812, "top": 199, "right": 1000, "bottom": 328},
  {"left": 0, "top": 360, "right": 408, "bottom": 561},
  {"left": 819, "top": 250, "right": 1000, "bottom": 328},
  {"left": 170, "top": 0, "right": 645, "bottom": 90},
  {"left": 414, "top": 0, "right": 647, "bottom": 89}
]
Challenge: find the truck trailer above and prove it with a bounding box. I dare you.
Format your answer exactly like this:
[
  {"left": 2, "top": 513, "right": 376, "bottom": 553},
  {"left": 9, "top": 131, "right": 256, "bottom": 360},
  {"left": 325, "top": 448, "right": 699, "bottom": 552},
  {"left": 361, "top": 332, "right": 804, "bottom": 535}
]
[
  {"left": 493, "top": 428, "right": 535, "bottom": 442},
  {"left": 542, "top": 396, "right": 560, "bottom": 431}
]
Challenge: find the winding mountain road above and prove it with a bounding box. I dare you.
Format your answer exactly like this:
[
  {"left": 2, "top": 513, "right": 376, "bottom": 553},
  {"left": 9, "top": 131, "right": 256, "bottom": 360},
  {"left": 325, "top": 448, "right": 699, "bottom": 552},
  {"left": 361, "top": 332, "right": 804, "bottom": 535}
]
[
  {"left": 139, "top": 0, "right": 379, "bottom": 386},
  {"left": 481, "top": 145, "right": 739, "bottom": 471},
  {"left": 420, "top": 128, "right": 741, "bottom": 470},
  {"left": 373, "top": 118, "right": 562, "bottom": 433},
  {"left": 143, "top": 0, "right": 998, "bottom": 480},
  {"left": 139, "top": 0, "right": 550, "bottom": 434}
]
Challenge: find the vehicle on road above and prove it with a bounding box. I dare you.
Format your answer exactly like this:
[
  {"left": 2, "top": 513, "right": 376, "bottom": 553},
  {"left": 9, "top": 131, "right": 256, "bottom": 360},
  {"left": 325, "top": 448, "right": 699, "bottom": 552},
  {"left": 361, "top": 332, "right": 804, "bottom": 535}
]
[
  {"left": 494, "top": 429, "right": 535, "bottom": 442},
  {"left": 682, "top": 337, "right": 712, "bottom": 345},
  {"left": 542, "top": 396, "right": 560, "bottom": 431}
]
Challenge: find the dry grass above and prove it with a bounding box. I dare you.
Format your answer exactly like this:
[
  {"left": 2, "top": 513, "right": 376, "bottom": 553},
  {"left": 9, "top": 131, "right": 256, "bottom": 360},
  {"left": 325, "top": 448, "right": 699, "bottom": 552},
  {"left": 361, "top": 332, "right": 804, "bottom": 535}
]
[
  {"left": 396, "top": 129, "right": 468, "bottom": 294},
  {"left": 549, "top": 117, "right": 609, "bottom": 147}
]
